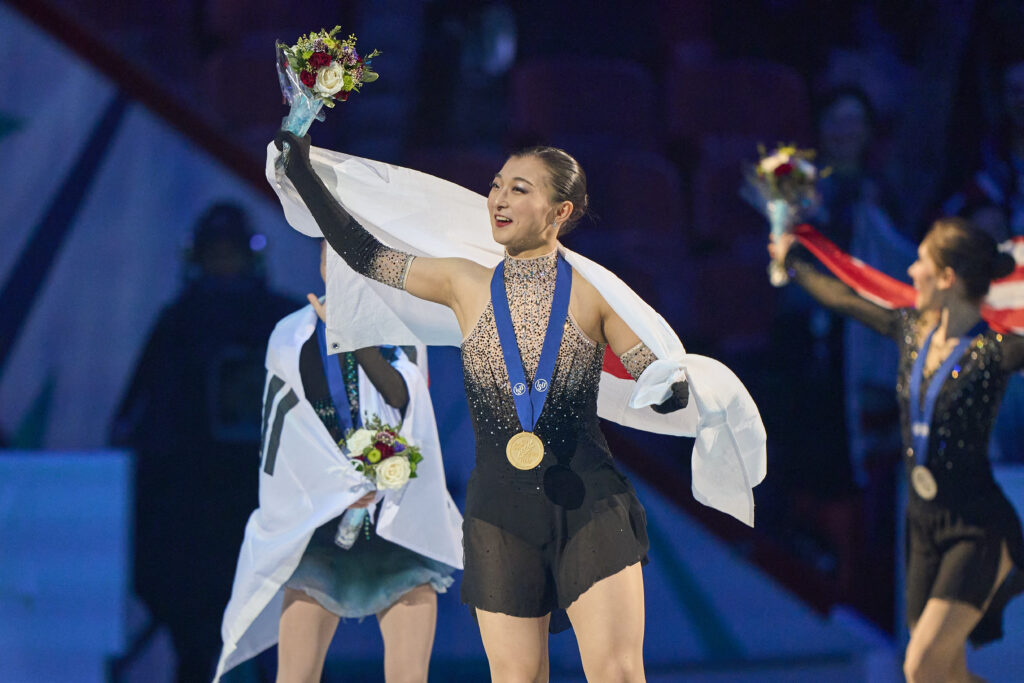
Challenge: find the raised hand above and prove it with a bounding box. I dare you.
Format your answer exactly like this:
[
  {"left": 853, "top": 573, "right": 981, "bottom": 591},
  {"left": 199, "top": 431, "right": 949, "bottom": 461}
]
[
  {"left": 768, "top": 232, "right": 797, "bottom": 264},
  {"left": 274, "top": 130, "right": 312, "bottom": 174},
  {"left": 307, "top": 293, "right": 327, "bottom": 322}
]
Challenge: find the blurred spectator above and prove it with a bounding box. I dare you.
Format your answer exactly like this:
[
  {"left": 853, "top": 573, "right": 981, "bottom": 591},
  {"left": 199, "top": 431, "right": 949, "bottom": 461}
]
[
  {"left": 109, "top": 202, "right": 297, "bottom": 682},
  {"left": 944, "top": 57, "right": 1024, "bottom": 239},
  {"left": 763, "top": 86, "right": 913, "bottom": 621}
]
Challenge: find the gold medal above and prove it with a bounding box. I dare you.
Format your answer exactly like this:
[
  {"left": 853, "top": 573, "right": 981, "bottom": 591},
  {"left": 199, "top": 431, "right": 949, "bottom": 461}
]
[
  {"left": 506, "top": 431, "right": 545, "bottom": 470},
  {"left": 911, "top": 465, "right": 938, "bottom": 500}
]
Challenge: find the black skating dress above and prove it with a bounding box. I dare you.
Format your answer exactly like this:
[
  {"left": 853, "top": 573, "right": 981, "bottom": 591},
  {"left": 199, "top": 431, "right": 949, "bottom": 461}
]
[{"left": 788, "top": 250, "right": 1024, "bottom": 645}]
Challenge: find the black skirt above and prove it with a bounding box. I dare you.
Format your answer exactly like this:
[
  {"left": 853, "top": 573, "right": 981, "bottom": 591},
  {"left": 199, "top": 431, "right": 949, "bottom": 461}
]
[
  {"left": 460, "top": 432, "right": 649, "bottom": 633},
  {"left": 905, "top": 490, "right": 1024, "bottom": 646}
]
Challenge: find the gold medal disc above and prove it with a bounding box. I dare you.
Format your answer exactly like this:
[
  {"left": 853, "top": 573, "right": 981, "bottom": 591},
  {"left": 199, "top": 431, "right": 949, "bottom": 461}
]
[
  {"left": 911, "top": 465, "right": 938, "bottom": 500},
  {"left": 506, "top": 431, "right": 545, "bottom": 470}
]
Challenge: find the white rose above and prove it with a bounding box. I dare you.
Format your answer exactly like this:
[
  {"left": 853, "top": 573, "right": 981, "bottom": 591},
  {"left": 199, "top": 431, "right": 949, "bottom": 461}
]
[
  {"left": 314, "top": 63, "right": 345, "bottom": 96},
  {"left": 346, "top": 427, "right": 374, "bottom": 454},
  {"left": 760, "top": 152, "right": 788, "bottom": 174},
  {"left": 375, "top": 456, "right": 411, "bottom": 490}
]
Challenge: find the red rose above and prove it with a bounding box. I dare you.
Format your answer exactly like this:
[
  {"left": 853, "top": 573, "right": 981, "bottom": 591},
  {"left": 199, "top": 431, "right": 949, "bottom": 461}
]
[
  {"left": 773, "top": 162, "right": 794, "bottom": 176},
  {"left": 336, "top": 90, "right": 350, "bottom": 101},
  {"left": 375, "top": 442, "right": 395, "bottom": 458},
  {"left": 300, "top": 70, "right": 316, "bottom": 88},
  {"left": 308, "top": 52, "right": 331, "bottom": 70}
]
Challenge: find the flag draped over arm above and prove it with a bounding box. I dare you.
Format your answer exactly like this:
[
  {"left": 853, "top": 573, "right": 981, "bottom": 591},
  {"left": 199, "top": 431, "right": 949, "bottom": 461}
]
[
  {"left": 794, "top": 224, "right": 1024, "bottom": 335},
  {"left": 265, "top": 144, "right": 767, "bottom": 527}
]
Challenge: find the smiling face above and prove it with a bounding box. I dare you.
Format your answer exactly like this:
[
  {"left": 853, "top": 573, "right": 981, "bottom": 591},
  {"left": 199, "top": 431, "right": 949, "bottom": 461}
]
[
  {"left": 907, "top": 241, "right": 955, "bottom": 311},
  {"left": 487, "top": 155, "right": 571, "bottom": 253}
]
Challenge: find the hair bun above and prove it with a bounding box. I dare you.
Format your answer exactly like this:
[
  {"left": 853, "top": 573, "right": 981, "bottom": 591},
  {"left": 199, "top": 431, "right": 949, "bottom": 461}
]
[{"left": 993, "top": 251, "right": 1017, "bottom": 280}]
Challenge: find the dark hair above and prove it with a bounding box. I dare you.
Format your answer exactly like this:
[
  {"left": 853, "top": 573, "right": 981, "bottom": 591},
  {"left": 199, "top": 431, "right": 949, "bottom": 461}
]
[
  {"left": 924, "top": 217, "right": 1017, "bottom": 300},
  {"left": 814, "top": 84, "right": 877, "bottom": 131},
  {"left": 512, "top": 146, "right": 589, "bottom": 235},
  {"left": 193, "top": 202, "right": 253, "bottom": 257}
]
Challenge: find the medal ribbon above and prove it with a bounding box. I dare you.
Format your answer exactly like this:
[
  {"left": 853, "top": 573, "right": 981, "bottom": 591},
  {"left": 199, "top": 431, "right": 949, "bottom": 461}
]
[
  {"left": 490, "top": 253, "right": 572, "bottom": 434},
  {"left": 908, "top": 320, "right": 987, "bottom": 465},
  {"left": 316, "top": 319, "right": 360, "bottom": 437}
]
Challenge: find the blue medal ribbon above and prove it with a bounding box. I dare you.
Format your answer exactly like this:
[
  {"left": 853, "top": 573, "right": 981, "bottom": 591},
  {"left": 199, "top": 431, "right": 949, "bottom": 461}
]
[
  {"left": 908, "top": 320, "right": 987, "bottom": 465},
  {"left": 490, "top": 253, "right": 573, "bottom": 434},
  {"left": 316, "top": 319, "right": 360, "bottom": 437}
]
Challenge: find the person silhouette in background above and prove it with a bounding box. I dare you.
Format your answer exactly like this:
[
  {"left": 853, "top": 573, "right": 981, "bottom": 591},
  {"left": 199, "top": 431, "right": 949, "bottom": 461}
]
[{"left": 110, "top": 202, "right": 298, "bottom": 681}]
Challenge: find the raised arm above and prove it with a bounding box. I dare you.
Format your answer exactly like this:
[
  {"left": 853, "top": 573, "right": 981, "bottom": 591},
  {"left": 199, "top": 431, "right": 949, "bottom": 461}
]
[
  {"left": 275, "top": 132, "right": 488, "bottom": 321},
  {"left": 771, "top": 234, "right": 901, "bottom": 339},
  {"left": 353, "top": 347, "right": 409, "bottom": 411}
]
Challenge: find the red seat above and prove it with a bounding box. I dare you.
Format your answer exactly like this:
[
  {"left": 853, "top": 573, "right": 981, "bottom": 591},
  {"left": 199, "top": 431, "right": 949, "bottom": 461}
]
[
  {"left": 590, "top": 150, "right": 686, "bottom": 241},
  {"left": 667, "top": 56, "right": 812, "bottom": 149},
  {"left": 509, "top": 57, "right": 658, "bottom": 148},
  {"left": 691, "top": 249, "right": 777, "bottom": 353},
  {"left": 204, "top": 0, "right": 352, "bottom": 37},
  {"left": 403, "top": 148, "right": 507, "bottom": 195},
  {"left": 199, "top": 33, "right": 291, "bottom": 132},
  {"left": 692, "top": 135, "right": 772, "bottom": 247}
]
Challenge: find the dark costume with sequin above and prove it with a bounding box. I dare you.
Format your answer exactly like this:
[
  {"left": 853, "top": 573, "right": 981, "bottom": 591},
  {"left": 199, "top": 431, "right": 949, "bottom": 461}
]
[
  {"left": 788, "top": 249, "right": 1024, "bottom": 645},
  {"left": 458, "top": 251, "right": 651, "bottom": 628},
  {"left": 281, "top": 151, "right": 656, "bottom": 631}
]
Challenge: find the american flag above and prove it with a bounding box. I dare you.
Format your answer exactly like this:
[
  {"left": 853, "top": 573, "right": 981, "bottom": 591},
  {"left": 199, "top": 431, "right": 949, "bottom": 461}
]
[{"left": 794, "top": 224, "right": 1024, "bottom": 336}]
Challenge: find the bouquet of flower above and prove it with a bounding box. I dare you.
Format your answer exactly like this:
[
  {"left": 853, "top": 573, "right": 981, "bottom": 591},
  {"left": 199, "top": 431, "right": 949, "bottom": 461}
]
[
  {"left": 744, "top": 144, "right": 827, "bottom": 286},
  {"left": 344, "top": 415, "right": 423, "bottom": 490},
  {"left": 275, "top": 27, "right": 380, "bottom": 168},
  {"left": 333, "top": 415, "right": 422, "bottom": 549}
]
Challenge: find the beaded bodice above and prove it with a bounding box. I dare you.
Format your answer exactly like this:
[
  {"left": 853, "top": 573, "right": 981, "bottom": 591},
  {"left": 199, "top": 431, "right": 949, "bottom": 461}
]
[
  {"left": 460, "top": 251, "right": 606, "bottom": 462},
  {"left": 895, "top": 309, "right": 1012, "bottom": 505}
]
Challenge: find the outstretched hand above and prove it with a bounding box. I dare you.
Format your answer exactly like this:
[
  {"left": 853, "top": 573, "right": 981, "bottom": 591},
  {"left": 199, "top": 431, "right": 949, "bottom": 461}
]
[
  {"left": 307, "top": 293, "right": 327, "bottom": 322},
  {"left": 652, "top": 379, "right": 689, "bottom": 414},
  {"left": 768, "top": 232, "right": 796, "bottom": 263}
]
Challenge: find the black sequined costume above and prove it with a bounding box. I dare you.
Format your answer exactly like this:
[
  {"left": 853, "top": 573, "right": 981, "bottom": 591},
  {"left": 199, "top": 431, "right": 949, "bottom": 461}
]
[
  {"left": 281, "top": 149, "right": 654, "bottom": 630},
  {"left": 788, "top": 249, "right": 1024, "bottom": 645},
  {"left": 459, "top": 251, "right": 651, "bottom": 628}
]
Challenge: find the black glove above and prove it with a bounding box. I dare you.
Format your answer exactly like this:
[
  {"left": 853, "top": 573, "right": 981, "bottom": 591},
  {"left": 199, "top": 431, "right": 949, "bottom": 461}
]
[
  {"left": 652, "top": 380, "right": 689, "bottom": 414},
  {"left": 274, "top": 130, "right": 313, "bottom": 177}
]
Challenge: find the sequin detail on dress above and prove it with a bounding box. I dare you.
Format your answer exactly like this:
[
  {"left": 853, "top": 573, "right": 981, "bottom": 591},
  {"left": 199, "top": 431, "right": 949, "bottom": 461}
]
[
  {"left": 366, "top": 247, "right": 415, "bottom": 290},
  {"left": 894, "top": 309, "right": 1011, "bottom": 504},
  {"left": 460, "top": 250, "right": 606, "bottom": 462}
]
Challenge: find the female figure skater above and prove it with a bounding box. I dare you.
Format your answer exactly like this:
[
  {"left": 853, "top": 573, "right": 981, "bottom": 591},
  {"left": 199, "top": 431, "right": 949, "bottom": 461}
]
[
  {"left": 215, "top": 240, "right": 460, "bottom": 683},
  {"left": 771, "top": 218, "right": 1024, "bottom": 683},
  {"left": 275, "top": 131, "right": 690, "bottom": 683}
]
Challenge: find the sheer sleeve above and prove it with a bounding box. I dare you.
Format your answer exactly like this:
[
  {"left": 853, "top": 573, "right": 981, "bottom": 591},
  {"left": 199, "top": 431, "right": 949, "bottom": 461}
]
[
  {"left": 283, "top": 139, "right": 414, "bottom": 290},
  {"left": 619, "top": 341, "right": 689, "bottom": 412},
  {"left": 785, "top": 246, "right": 902, "bottom": 339},
  {"left": 999, "top": 333, "right": 1024, "bottom": 372},
  {"left": 619, "top": 341, "right": 658, "bottom": 379}
]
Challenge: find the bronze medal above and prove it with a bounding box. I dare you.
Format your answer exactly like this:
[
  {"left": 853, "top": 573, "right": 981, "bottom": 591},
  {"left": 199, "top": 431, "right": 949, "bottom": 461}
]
[
  {"left": 911, "top": 465, "right": 938, "bottom": 500},
  {"left": 506, "top": 431, "right": 545, "bottom": 470}
]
